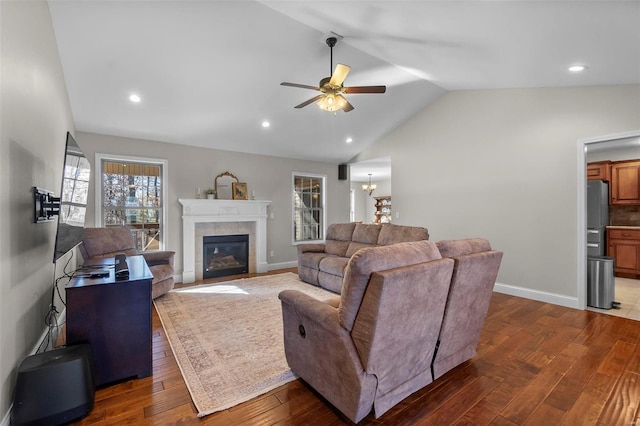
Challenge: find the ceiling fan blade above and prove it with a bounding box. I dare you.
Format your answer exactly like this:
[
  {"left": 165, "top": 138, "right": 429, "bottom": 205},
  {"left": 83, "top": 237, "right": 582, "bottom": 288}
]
[
  {"left": 341, "top": 97, "right": 354, "bottom": 112},
  {"left": 344, "top": 85, "right": 387, "bottom": 94},
  {"left": 329, "top": 64, "right": 351, "bottom": 87},
  {"left": 294, "top": 95, "right": 323, "bottom": 109},
  {"left": 281, "top": 82, "right": 321, "bottom": 91}
]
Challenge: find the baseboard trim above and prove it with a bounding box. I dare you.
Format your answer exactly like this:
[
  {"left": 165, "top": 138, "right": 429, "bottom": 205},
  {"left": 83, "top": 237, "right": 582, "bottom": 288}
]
[
  {"left": 494, "top": 282, "right": 579, "bottom": 309},
  {"left": 268, "top": 261, "right": 298, "bottom": 271}
]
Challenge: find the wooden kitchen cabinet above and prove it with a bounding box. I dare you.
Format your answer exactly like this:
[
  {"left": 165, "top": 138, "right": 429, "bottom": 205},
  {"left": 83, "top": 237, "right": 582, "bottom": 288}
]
[
  {"left": 607, "top": 228, "right": 640, "bottom": 278},
  {"left": 610, "top": 160, "right": 640, "bottom": 205},
  {"left": 587, "top": 161, "right": 611, "bottom": 181}
]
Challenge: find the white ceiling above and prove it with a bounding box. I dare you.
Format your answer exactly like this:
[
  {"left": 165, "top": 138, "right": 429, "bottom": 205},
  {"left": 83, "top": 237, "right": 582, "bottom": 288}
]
[{"left": 48, "top": 0, "right": 640, "bottom": 174}]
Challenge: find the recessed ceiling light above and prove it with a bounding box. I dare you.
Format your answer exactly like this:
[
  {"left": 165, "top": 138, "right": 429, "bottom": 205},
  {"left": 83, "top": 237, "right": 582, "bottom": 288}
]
[
  {"left": 346, "top": 137, "right": 353, "bottom": 143},
  {"left": 261, "top": 121, "right": 270, "bottom": 128},
  {"left": 568, "top": 65, "right": 588, "bottom": 73},
  {"left": 129, "top": 94, "right": 141, "bottom": 103}
]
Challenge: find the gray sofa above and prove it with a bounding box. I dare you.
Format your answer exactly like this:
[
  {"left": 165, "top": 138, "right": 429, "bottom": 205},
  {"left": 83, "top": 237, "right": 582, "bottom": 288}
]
[
  {"left": 280, "top": 238, "right": 503, "bottom": 423},
  {"left": 297, "top": 222, "right": 429, "bottom": 293}
]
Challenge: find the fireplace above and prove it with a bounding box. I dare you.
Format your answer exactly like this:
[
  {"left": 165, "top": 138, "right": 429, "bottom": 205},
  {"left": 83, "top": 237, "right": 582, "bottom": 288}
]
[
  {"left": 178, "top": 199, "right": 270, "bottom": 283},
  {"left": 203, "top": 234, "right": 249, "bottom": 279}
]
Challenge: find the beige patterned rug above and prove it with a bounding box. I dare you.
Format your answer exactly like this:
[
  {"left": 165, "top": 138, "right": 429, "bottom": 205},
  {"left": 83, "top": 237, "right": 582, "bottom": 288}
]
[{"left": 153, "top": 272, "right": 335, "bottom": 417}]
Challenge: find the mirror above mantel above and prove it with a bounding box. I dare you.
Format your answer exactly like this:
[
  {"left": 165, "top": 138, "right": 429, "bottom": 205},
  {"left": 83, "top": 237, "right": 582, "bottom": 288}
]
[{"left": 214, "top": 171, "right": 239, "bottom": 200}]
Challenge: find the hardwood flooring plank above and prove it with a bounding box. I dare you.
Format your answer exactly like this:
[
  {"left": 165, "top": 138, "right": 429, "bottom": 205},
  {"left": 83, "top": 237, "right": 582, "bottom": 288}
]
[
  {"left": 596, "top": 340, "right": 637, "bottom": 378},
  {"left": 500, "top": 368, "right": 564, "bottom": 424},
  {"left": 522, "top": 403, "right": 565, "bottom": 426},
  {"left": 418, "top": 375, "right": 500, "bottom": 424},
  {"left": 560, "top": 393, "right": 605, "bottom": 426},
  {"left": 598, "top": 371, "right": 640, "bottom": 426},
  {"left": 488, "top": 414, "right": 520, "bottom": 425}
]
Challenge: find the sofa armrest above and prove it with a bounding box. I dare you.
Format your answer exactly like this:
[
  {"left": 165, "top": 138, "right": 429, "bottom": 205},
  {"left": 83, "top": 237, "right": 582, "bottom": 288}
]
[
  {"left": 297, "top": 243, "right": 326, "bottom": 255},
  {"left": 141, "top": 251, "right": 175, "bottom": 268},
  {"left": 279, "top": 290, "right": 339, "bottom": 330},
  {"left": 278, "top": 290, "right": 377, "bottom": 422}
]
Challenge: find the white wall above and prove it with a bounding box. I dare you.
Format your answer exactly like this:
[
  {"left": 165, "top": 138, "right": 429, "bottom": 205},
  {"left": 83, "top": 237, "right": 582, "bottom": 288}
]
[
  {"left": 0, "top": 1, "right": 75, "bottom": 421},
  {"left": 76, "top": 132, "right": 351, "bottom": 275},
  {"left": 352, "top": 85, "right": 640, "bottom": 305}
]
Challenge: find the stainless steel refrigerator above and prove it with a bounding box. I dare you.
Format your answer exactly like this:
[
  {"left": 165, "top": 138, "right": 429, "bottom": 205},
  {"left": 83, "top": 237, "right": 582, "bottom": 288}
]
[
  {"left": 587, "top": 180, "right": 609, "bottom": 256},
  {"left": 586, "top": 180, "right": 618, "bottom": 309}
]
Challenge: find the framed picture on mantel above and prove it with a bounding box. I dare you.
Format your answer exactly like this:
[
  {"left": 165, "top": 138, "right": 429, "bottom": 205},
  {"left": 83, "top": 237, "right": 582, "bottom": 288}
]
[{"left": 232, "top": 182, "right": 248, "bottom": 200}]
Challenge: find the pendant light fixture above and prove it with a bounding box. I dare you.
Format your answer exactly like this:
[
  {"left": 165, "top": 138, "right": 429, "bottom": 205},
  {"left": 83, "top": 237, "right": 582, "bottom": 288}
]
[{"left": 362, "top": 173, "right": 376, "bottom": 196}]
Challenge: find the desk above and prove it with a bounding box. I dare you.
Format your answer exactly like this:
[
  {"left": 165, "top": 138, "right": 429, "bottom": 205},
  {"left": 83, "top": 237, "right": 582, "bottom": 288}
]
[{"left": 66, "top": 255, "right": 153, "bottom": 387}]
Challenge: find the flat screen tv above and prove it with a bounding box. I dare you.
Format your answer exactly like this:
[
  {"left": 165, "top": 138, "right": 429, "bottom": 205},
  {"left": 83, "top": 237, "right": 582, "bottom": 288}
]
[{"left": 52, "top": 132, "right": 91, "bottom": 263}]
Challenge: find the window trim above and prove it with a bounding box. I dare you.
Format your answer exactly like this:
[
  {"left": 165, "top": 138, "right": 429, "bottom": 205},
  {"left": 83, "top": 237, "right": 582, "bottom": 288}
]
[
  {"left": 95, "top": 153, "right": 169, "bottom": 250},
  {"left": 292, "top": 172, "right": 327, "bottom": 245}
]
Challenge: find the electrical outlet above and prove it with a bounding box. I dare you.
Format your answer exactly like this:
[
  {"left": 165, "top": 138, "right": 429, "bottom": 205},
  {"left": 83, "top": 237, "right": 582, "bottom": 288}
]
[
  {"left": 396, "top": 211, "right": 400, "bottom": 219},
  {"left": 270, "top": 212, "right": 274, "bottom": 219},
  {"left": 269, "top": 250, "right": 274, "bottom": 257}
]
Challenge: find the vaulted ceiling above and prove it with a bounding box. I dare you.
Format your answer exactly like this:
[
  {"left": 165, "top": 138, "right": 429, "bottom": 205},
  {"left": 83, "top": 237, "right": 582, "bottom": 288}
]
[{"left": 48, "top": 0, "right": 640, "bottom": 180}]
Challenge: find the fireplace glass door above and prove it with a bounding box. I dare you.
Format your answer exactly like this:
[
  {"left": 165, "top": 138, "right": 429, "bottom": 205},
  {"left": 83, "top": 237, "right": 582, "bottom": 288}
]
[{"left": 203, "top": 234, "right": 249, "bottom": 279}]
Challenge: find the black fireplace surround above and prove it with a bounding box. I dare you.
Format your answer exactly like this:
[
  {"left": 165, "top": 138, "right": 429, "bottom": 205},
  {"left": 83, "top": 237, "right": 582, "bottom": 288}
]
[{"left": 203, "top": 234, "right": 249, "bottom": 279}]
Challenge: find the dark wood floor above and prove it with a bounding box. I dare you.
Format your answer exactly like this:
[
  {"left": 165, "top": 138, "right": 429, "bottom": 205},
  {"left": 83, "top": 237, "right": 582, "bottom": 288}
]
[{"left": 72, "top": 269, "right": 640, "bottom": 425}]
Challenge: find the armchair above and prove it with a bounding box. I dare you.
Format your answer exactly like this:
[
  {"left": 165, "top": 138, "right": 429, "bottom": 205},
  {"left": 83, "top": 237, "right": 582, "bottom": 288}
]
[
  {"left": 79, "top": 226, "right": 175, "bottom": 299},
  {"left": 279, "top": 240, "right": 454, "bottom": 423}
]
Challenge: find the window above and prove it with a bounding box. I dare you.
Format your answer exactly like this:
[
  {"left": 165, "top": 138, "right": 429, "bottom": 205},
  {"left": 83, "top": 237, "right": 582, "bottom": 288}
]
[
  {"left": 61, "top": 152, "right": 90, "bottom": 226},
  {"left": 96, "top": 154, "right": 168, "bottom": 251},
  {"left": 293, "top": 173, "right": 326, "bottom": 243}
]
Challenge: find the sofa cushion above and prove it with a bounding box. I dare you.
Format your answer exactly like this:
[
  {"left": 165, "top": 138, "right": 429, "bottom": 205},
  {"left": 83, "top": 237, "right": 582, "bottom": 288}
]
[
  {"left": 345, "top": 242, "right": 375, "bottom": 258},
  {"left": 339, "top": 240, "right": 442, "bottom": 331},
  {"left": 436, "top": 238, "right": 491, "bottom": 258},
  {"left": 317, "top": 272, "right": 344, "bottom": 294},
  {"left": 346, "top": 224, "right": 382, "bottom": 257},
  {"left": 377, "top": 224, "right": 429, "bottom": 245},
  {"left": 319, "top": 256, "right": 350, "bottom": 276},
  {"left": 324, "top": 223, "right": 357, "bottom": 256},
  {"left": 298, "top": 252, "right": 334, "bottom": 269},
  {"left": 352, "top": 224, "right": 382, "bottom": 244},
  {"left": 325, "top": 240, "right": 351, "bottom": 257},
  {"left": 327, "top": 222, "right": 357, "bottom": 241}
]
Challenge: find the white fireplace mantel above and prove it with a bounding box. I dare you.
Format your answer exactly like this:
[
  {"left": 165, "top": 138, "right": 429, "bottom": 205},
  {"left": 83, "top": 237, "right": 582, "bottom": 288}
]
[{"left": 178, "top": 199, "right": 271, "bottom": 283}]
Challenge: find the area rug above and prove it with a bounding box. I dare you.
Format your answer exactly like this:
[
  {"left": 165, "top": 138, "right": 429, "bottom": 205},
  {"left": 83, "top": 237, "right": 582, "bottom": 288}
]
[{"left": 153, "top": 272, "right": 335, "bottom": 417}]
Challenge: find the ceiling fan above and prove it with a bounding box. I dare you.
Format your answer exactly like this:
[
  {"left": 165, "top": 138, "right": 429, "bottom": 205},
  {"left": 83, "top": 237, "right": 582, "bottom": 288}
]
[{"left": 281, "top": 36, "right": 386, "bottom": 113}]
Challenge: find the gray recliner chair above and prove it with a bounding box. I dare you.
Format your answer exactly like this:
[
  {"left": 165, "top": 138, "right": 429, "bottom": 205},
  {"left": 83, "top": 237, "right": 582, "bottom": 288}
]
[
  {"left": 279, "top": 240, "right": 454, "bottom": 423},
  {"left": 79, "top": 226, "right": 175, "bottom": 299}
]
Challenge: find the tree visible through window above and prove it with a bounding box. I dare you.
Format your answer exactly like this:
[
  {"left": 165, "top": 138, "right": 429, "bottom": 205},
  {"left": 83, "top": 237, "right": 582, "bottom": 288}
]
[
  {"left": 293, "top": 173, "right": 325, "bottom": 243},
  {"left": 101, "top": 160, "right": 163, "bottom": 251}
]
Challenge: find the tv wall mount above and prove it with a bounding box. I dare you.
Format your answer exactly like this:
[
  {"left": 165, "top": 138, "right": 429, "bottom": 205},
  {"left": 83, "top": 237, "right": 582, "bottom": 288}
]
[{"left": 33, "top": 187, "right": 60, "bottom": 223}]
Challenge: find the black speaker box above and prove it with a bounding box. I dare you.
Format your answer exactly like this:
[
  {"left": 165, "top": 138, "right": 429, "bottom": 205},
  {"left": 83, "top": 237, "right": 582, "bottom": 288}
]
[
  {"left": 11, "top": 344, "right": 95, "bottom": 426},
  {"left": 338, "top": 164, "right": 348, "bottom": 180}
]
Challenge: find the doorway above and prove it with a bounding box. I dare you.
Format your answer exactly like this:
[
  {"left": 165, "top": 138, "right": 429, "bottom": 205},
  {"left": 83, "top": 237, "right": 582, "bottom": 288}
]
[
  {"left": 578, "top": 131, "right": 640, "bottom": 319},
  {"left": 348, "top": 157, "right": 392, "bottom": 224}
]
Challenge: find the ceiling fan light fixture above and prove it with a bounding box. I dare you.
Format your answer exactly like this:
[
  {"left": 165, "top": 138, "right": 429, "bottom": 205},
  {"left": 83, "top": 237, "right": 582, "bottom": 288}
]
[
  {"left": 317, "top": 92, "right": 349, "bottom": 112},
  {"left": 317, "top": 93, "right": 338, "bottom": 112}
]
